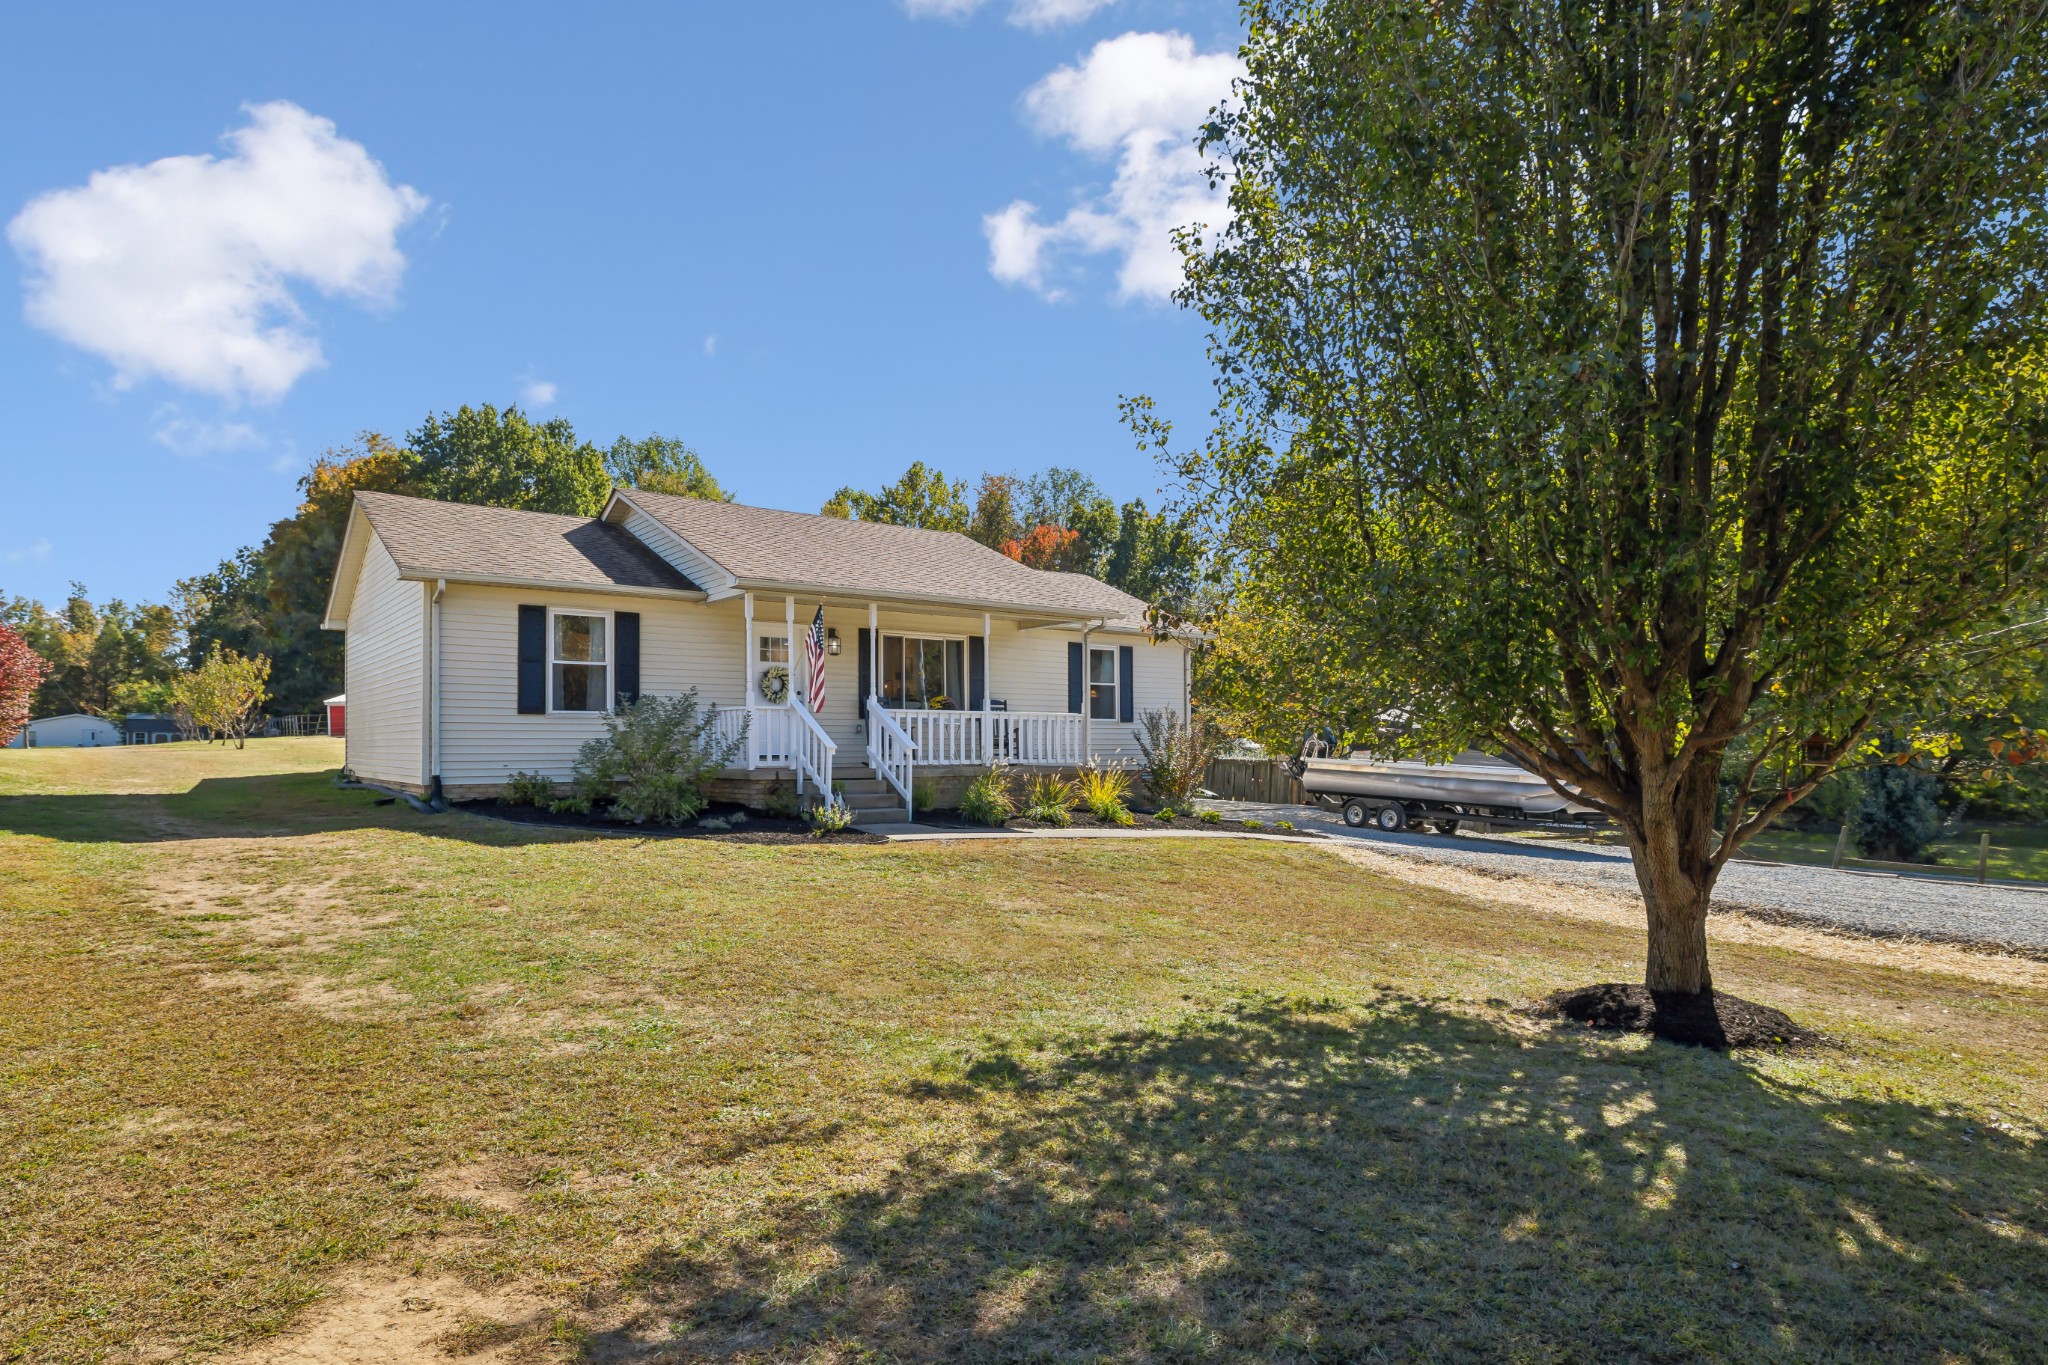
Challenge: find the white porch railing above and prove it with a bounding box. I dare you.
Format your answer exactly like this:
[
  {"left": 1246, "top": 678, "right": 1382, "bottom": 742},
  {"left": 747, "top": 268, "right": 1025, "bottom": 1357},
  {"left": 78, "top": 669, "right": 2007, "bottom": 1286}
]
[
  {"left": 867, "top": 706, "right": 917, "bottom": 821},
  {"left": 885, "top": 709, "right": 1085, "bottom": 768},
  {"left": 709, "top": 704, "right": 836, "bottom": 800}
]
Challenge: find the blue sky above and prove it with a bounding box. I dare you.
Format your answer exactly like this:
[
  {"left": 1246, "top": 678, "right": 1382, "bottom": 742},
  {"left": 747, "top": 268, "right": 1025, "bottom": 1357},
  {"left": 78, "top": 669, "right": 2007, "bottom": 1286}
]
[{"left": 0, "top": 0, "right": 1244, "bottom": 608}]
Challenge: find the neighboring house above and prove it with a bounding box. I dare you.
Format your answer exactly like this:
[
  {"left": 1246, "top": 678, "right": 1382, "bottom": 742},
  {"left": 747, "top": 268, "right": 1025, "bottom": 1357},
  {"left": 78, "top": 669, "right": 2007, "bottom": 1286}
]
[
  {"left": 321, "top": 489, "right": 1193, "bottom": 823},
  {"left": 5, "top": 714, "right": 122, "bottom": 748},
  {"left": 325, "top": 695, "right": 347, "bottom": 738},
  {"left": 123, "top": 714, "right": 181, "bottom": 744}
]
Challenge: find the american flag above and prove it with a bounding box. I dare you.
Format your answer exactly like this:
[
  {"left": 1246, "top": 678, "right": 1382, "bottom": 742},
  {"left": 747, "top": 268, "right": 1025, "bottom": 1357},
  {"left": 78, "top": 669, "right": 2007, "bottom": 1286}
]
[{"left": 804, "top": 605, "right": 827, "bottom": 712}]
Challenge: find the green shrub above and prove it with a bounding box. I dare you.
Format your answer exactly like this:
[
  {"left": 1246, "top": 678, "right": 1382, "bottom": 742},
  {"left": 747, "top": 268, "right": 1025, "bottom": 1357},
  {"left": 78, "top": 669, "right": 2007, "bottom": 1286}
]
[
  {"left": 1274, "top": 819, "right": 1295, "bottom": 832},
  {"left": 1854, "top": 759, "right": 1945, "bottom": 862},
  {"left": 1197, "top": 809, "right": 1221, "bottom": 825},
  {"left": 1135, "top": 708, "right": 1224, "bottom": 808},
  {"left": 503, "top": 771, "right": 554, "bottom": 807},
  {"left": 1152, "top": 805, "right": 1176, "bottom": 821},
  {"left": 1023, "top": 773, "right": 1076, "bottom": 826},
  {"left": 913, "top": 778, "right": 938, "bottom": 814},
  {"left": 556, "top": 692, "right": 744, "bottom": 825},
  {"left": 762, "top": 785, "right": 802, "bottom": 820},
  {"left": 699, "top": 817, "right": 731, "bottom": 833},
  {"left": 959, "top": 765, "right": 1017, "bottom": 827},
  {"left": 807, "top": 801, "right": 855, "bottom": 837},
  {"left": 1242, "top": 818, "right": 1265, "bottom": 831},
  {"left": 1075, "top": 763, "right": 1135, "bottom": 825}
]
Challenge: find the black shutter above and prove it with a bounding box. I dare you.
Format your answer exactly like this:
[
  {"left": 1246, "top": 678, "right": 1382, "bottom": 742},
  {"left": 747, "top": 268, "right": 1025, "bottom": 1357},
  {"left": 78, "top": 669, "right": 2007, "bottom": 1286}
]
[
  {"left": 1067, "top": 641, "right": 1084, "bottom": 714},
  {"left": 858, "top": 628, "right": 873, "bottom": 719},
  {"left": 517, "top": 605, "right": 546, "bottom": 714},
  {"left": 614, "top": 611, "right": 641, "bottom": 708},
  {"left": 968, "top": 635, "right": 986, "bottom": 710},
  {"left": 1118, "top": 644, "right": 1135, "bottom": 723}
]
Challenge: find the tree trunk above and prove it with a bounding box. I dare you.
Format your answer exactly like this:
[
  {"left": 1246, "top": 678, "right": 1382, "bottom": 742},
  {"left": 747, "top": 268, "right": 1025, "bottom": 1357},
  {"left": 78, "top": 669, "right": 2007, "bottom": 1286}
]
[{"left": 1625, "top": 762, "right": 1723, "bottom": 996}]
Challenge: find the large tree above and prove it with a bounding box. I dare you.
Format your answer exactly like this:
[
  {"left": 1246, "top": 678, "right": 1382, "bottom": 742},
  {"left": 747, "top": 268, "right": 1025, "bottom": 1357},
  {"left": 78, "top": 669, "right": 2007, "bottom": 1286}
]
[
  {"left": 1167, "top": 0, "right": 2048, "bottom": 996},
  {"left": 409, "top": 404, "right": 610, "bottom": 516},
  {"left": 822, "top": 461, "right": 972, "bottom": 531}
]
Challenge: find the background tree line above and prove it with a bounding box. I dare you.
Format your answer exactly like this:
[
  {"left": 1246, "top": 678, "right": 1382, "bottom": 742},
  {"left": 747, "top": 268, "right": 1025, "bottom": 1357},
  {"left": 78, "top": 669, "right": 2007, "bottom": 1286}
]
[{"left": 823, "top": 461, "right": 1202, "bottom": 611}]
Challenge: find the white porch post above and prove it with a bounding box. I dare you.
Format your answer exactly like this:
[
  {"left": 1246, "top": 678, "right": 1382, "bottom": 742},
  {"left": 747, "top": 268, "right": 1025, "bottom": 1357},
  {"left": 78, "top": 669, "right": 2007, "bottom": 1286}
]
[
  {"left": 981, "top": 611, "right": 992, "bottom": 765},
  {"left": 868, "top": 602, "right": 879, "bottom": 734},
  {"left": 742, "top": 591, "right": 755, "bottom": 770},
  {"left": 1080, "top": 625, "right": 1092, "bottom": 767}
]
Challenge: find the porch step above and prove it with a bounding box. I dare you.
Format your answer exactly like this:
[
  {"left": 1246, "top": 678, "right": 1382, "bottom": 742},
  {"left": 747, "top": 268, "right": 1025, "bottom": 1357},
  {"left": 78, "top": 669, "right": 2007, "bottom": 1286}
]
[
  {"left": 850, "top": 804, "right": 910, "bottom": 825},
  {"left": 840, "top": 790, "right": 906, "bottom": 811},
  {"left": 835, "top": 777, "right": 891, "bottom": 796}
]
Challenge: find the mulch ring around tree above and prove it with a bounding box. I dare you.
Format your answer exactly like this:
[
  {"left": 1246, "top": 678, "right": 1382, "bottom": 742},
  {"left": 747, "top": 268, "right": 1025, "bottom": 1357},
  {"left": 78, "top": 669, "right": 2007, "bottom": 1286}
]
[
  {"left": 1532, "top": 983, "right": 1826, "bottom": 1051},
  {"left": 453, "top": 800, "right": 887, "bottom": 845}
]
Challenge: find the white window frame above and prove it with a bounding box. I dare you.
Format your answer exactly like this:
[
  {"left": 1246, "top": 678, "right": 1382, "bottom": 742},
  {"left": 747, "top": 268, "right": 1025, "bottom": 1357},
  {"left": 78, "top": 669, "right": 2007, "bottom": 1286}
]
[
  {"left": 546, "top": 607, "right": 614, "bottom": 715},
  {"left": 1088, "top": 646, "right": 1118, "bottom": 722},
  {"left": 880, "top": 631, "right": 969, "bottom": 711}
]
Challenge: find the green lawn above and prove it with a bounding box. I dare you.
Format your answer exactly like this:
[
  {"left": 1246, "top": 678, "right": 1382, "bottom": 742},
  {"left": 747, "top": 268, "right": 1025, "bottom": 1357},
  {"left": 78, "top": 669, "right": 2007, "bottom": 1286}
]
[
  {"left": 1744, "top": 821, "right": 2048, "bottom": 882},
  {"left": 2, "top": 740, "right": 2045, "bottom": 1362}
]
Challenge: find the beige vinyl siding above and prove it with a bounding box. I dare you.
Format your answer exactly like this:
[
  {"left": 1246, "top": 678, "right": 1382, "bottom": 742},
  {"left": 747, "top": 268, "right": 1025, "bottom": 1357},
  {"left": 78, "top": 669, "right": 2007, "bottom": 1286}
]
[
  {"left": 436, "top": 585, "right": 745, "bottom": 785},
  {"left": 987, "top": 622, "right": 1187, "bottom": 763},
  {"left": 342, "top": 535, "right": 426, "bottom": 787}
]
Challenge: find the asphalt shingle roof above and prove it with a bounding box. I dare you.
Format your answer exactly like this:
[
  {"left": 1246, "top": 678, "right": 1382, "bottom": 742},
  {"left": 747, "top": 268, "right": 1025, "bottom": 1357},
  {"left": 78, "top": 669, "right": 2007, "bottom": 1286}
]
[
  {"left": 618, "top": 489, "right": 1148, "bottom": 621},
  {"left": 355, "top": 491, "right": 700, "bottom": 593}
]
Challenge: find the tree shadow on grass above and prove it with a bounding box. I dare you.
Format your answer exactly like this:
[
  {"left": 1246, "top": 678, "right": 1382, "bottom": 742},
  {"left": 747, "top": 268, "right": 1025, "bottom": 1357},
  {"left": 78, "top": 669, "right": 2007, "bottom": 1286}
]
[
  {"left": 597, "top": 997, "right": 2046, "bottom": 1362},
  {"left": 0, "top": 772, "right": 641, "bottom": 847}
]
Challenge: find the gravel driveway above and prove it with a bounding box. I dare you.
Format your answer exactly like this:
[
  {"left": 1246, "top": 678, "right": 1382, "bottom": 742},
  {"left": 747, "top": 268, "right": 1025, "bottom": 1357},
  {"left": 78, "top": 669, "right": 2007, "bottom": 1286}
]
[{"left": 1203, "top": 798, "right": 2048, "bottom": 956}]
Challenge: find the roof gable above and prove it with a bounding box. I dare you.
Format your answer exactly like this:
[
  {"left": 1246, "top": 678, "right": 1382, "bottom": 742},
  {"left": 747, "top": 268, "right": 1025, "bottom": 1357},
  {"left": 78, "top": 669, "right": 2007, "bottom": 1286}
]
[{"left": 353, "top": 491, "right": 701, "bottom": 594}]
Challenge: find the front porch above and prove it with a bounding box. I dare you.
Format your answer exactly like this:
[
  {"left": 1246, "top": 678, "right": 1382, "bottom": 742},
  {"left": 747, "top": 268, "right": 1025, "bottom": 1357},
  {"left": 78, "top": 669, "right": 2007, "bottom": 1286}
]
[
  {"left": 715, "top": 591, "right": 1156, "bottom": 824},
  {"left": 710, "top": 702, "right": 1099, "bottom": 824}
]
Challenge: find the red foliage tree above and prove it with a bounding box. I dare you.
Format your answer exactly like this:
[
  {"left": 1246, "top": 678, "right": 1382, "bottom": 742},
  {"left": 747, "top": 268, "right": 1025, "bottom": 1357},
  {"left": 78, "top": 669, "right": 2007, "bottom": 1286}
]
[
  {"left": 999, "top": 524, "right": 1083, "bottom": 572},
  {"left": 0, "top": 624, "right": 52, "bottom": 747}
]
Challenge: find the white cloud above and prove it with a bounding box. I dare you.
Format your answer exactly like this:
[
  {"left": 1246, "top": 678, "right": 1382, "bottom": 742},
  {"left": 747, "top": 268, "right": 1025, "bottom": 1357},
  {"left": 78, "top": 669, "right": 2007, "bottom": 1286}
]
[
  {"left": 703, "top": 334, "right": 719, "bottom": 358},
  {"left": 153, "top": 410, "right": 265, "bottom": 456},
  {"left": 520, "top": 378, "right": 558, "bottom": 408},
  {"left": 8, "top": 101, "right": 427, "bottom": 404},
  {"left": 902, "top": 0, "right": 1116, "bottom": 28},
  {"left": 986, "top": 31, "right": 1241, "bottom": 301},
  {"left": 1008, "top": 0, "right": 1118, "bottom": 30},
  {"left": 4, "top": 538, "right": 52, "bottom": 566}
]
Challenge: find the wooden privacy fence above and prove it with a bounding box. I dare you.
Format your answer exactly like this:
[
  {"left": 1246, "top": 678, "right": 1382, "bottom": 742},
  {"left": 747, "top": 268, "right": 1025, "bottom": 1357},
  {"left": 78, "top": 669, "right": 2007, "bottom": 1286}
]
[{"left": 1204, "top": 757, "right": 1306, "bottom": 805}]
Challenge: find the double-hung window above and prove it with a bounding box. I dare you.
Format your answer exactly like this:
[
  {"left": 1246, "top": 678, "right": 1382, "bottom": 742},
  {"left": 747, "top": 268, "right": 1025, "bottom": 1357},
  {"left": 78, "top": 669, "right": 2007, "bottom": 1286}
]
[
  {"left": 550, "top": 610, "right": 610, "bottom": 713},
  {"left": 1088, "top": 647, "right": 1117, "bottom": 720}
]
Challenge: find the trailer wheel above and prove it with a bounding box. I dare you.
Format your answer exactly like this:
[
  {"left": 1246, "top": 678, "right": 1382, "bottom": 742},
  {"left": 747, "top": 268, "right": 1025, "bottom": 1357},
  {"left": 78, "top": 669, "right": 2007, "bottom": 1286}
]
[
  {"left": 1431, "top": 820, "right": 1460, "bottom": 836},
  {"left": 1375, "top": 803, "right": 1407, "bottom": 832},
  {"left": 1342, "top": 799, "right": 1370, "bottom": 828}
]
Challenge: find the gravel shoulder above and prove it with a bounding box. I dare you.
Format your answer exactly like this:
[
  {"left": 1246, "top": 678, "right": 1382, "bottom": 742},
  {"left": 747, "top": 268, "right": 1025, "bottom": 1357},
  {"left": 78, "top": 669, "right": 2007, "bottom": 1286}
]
[{"left": 1203, "top": 798, "right": 2048, "bottom": 958}]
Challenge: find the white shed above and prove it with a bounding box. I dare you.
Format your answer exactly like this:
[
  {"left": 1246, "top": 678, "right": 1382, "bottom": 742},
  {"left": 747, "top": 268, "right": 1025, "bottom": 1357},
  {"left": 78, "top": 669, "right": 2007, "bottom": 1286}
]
[{"left": 6, "top": 714, "right": 123, "bottom": 748}]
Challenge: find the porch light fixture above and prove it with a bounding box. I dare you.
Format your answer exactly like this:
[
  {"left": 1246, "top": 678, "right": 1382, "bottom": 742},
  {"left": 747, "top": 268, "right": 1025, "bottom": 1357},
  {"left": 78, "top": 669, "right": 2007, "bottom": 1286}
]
[{"left": 826, "top": 627, "right": 841, "bottom": 655}]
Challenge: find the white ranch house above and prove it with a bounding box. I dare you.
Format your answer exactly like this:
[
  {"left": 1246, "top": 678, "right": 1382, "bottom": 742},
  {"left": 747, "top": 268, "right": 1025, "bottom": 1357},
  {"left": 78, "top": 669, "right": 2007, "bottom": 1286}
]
[{"left": 322, "top": 489, "right": 1193, "bottom": 823}]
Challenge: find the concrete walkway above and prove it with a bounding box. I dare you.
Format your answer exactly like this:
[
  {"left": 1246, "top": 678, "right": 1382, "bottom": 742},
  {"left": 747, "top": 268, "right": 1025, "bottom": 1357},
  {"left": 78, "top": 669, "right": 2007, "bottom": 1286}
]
[{"left": 872, "top": 821, "right": 1324, "bottom": 845}]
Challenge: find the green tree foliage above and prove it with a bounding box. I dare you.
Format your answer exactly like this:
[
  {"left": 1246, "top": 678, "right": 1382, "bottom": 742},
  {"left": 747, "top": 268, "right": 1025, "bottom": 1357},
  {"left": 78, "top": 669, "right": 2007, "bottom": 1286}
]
[
  {"left": 409, "top": 404, "right": 610, "bottom": 516},
  {"left": 0, "top": 584, "right": 181, "bottom": 718},
  {"left": 173, "top": 645, "right": 270, "bottom": 749},
  {"left": 1853, "top": 758, "right": 1947, "bottom": 864},
  {"left": 966, "top": 473, "right": 1024, "bottom": 550},
  {"left": 1020, "top": 467, "right": 1119, "bottom": 573},
  {"left": 606, "top": 434, "right": 732, "bottom": 501},
  {"left": 1164, "top": 0, "right": 2048, "bottom": 995},
  {"left": 822, "top": 460, "right": 972, "bottom": 531}
]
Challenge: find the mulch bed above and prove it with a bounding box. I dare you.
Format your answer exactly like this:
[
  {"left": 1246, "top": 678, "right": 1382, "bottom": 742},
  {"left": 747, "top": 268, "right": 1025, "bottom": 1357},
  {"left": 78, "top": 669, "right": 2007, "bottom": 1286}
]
[
  {"left": 453, "top": 799, "right": 887, "bottom": 845},
  {"left": 915, "top": 809, "right": 1329, "bottom": 837},
  {"left": 1533, "top": 983, "right": 1825, "bottom": 1051}
]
